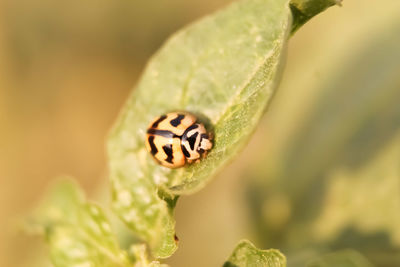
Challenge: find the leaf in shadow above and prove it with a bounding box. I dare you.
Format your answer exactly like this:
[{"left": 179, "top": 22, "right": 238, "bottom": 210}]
[
  {"left": 306, "top": 249, "right": 373, "bottom": 267},
  {"left": 326, "top": 228, "right": 400, "bottom": 267}
]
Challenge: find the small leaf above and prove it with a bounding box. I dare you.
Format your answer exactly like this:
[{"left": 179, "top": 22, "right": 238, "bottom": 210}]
[
  {"left": 107, "top": 0, "right": 339, "bottom": 258},
  {"left": 27, "top": 179, "right": 131, "bottom": 267},
  {"left": 223, "top": 240, "right": 286, "bottom": 267}
]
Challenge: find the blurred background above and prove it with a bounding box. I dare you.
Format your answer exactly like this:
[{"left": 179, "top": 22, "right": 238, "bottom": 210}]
[{"left": 1, "top": 0, "right": 400, "bottom": 266}]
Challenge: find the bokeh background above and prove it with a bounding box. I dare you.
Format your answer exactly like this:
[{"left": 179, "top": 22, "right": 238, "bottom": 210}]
[{"left": 1, "top": 0, "right": 400, "bottom": 266}]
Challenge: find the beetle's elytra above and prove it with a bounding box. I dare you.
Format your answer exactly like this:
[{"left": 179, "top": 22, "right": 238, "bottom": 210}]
[{"left": 145, "top": 112, "right": 213, "bottom": 168}]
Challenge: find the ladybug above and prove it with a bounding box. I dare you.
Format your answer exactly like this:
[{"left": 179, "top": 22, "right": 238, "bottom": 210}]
[{"left": 145, "top": 112, "right": 213, "bottom": 168}]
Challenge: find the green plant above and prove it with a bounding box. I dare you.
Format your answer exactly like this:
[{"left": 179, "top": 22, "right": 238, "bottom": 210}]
[{"left": 27, "top": 0, "right": 342, "bottom": 266}]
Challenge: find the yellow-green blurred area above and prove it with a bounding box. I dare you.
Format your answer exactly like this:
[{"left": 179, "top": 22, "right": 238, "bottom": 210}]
[{"left": 1, "top": 0, "right": 400, "bottom": 266}]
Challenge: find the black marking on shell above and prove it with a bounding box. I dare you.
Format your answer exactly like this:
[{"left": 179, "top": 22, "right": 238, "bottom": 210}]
[
  {"left": 151, "top": 115, "right": 167, "bottom": 128},
  {"left": 201, "top": 133, "right": 209, "bottom": 140},
  {"left": 188, "top": 132, "right": 199, "bottom": 150},
  {"left": 198, "top": 148, "right": 205, "bottom": 154},
  {"left": 148, "top": 136, "right": 158, "bottom": 156},
  {"left": 170, "top": 114, "right": 185, "bottom": 127},
  {"left": 147, "top": 128, "right": 178, "bottom": 138},
  {"left": 184, "top": 124, "right": 199, "bottom": 133},
  {"left": 182, "top": 124, "right": 200, "bottom": 153},
  {"left": 162, "top": 144, "right": 174, "bottom": 163},
  {"left": 181, "top": 144, "right": 191, "bottom": 158}
]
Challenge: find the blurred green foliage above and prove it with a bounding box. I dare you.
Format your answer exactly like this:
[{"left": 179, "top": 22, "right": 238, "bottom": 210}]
[
  {"left": 26, "top": 179, "right": 132, "bottom": 267},
  {"left": 306, "top": 250, "right": 374, "bottom": 267},
  {"left": 243, "top": 4, "right": 400, "bottom": 267}
]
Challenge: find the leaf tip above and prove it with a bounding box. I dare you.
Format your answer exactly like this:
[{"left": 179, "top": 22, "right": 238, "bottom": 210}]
[{"left": 335, "top": 0, "right": 343, "bottom": 7}]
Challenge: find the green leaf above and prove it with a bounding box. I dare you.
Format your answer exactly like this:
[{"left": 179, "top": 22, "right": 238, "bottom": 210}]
[
  {"left": 27, "top": 179, "right": 131, "bottom": 267},
  {"left": 107, "top": 0, "right": 338, "bottom": 258},
  {"left": 223, "top": 240, "right": 286, "bottom": 267}
]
